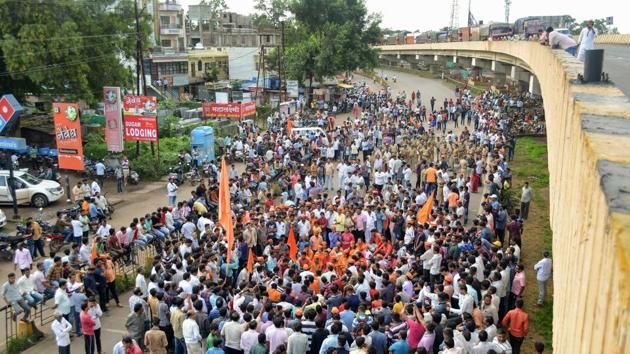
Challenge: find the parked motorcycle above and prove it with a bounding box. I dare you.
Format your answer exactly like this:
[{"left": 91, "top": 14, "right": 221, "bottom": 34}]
[
  {"left": 168, "top": 164, "right": 185, "bottom": 185},
  {"left": 185, "top": 168, "right": 201, "bottom": 186},
  {"left": 129, "top": 170, "right": 140, "bottom": 185},
  {"left": 0, "top": 234, "right": 23, "bottom": 261}
]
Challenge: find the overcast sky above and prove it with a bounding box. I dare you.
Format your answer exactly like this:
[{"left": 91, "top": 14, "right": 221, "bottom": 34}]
[{"left": 181, "top": 0, "right": 628, "bottom": 33}]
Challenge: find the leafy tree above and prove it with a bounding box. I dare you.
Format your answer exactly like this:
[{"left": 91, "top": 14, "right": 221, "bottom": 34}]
[
  {"left": 0, "top": 0, "right": 150, "bottom": 104},
  {"left": 197, "top": 0, "right": 227, "bottom": 30},
  {"left": 253, "top": 0, "right": 290, "bottom": 29},
  {"left": 570, "top": 18, "right": 618, "bottom": 35},
  {"left": 277, "top": 0, "right": 381, "bottom": 96}
]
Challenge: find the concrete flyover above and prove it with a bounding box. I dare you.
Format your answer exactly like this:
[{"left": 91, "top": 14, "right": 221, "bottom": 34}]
[{"left": 378, "top": 42, "right": 630, "bottom": 354}]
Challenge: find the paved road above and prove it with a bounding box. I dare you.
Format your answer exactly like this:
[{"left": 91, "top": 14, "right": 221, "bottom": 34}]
[
  {"left": 596, "top": 44, "right": 630, "bottom": 97},
  {"left": 15, "top": 70, "right": 473, "bottom": 353}
]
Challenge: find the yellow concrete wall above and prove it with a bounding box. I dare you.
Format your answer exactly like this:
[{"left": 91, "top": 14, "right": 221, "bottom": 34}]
[
  {"left": 596, "top": 34, "right": 630, "bottom": 44},
  {"left": 378, "top": 42, "right": 630, "bottom": 354}
]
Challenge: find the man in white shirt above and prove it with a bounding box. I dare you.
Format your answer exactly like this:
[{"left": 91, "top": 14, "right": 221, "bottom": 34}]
[
  {"left": 534, "top": 251, "right": 553, "bottom": 305},
  {"left": 183, "top": 311, "right": 203, "bottom": 354},
  {"left": 449, "top": 284, "right": 474, "bottom": 316},
  {"left": 577, "top": 20, "right": 597, "bottom": 61},
  {"left": 51, "top": 311, "right": 73, "bottom": 354},
  {"left": 90, "top": 179, "right": 101, "bottom": 196},
  {"left": 167, "top": 177, "right": 178, "bottom": 206},
  {"left": 546, "top": 27, "right": 578, "bottom": 56},
  {"left": 70, "top": 214, "right": 83, "bottom": 246},
  {"left": 17, "top": 268, "right": 43, "bottom": 307},
  {"left": 53, "top": 279, "right": 72, "bottom": 318},
  {"left": 13, "top": 243, "right": 32, "bottom": 271}
]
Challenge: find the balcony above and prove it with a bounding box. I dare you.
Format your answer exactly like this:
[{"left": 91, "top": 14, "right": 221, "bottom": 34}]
[
  {"left": 159, "top": 2, "right": 182, "bottom": 12},
  {"left": 160, "top": 25, "right": 183, "bottom": 36}
]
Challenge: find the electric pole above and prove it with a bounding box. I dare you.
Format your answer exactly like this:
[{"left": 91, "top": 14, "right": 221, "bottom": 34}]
[{"left": 134, "top": 0, "right": 141, "bottom": 157}]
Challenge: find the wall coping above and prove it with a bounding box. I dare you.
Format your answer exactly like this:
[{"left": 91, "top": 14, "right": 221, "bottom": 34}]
[{"left": 379, "top": 41, "right": 630, "bottom": 353}]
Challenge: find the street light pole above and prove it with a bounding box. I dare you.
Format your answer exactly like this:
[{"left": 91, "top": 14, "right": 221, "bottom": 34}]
[{"left": 7, "top": 156, "right": 19, "bottom": 219}]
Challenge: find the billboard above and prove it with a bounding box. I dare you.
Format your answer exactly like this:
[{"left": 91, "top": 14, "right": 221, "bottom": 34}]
[
  {"left": 202, "top": 102, "right": 257, "bottom": 119},
  {"left": 123, "top": 95, "right": 158, "bottom": 142},
  {"left": 103, "top": 87, "right": 124, "bottom": 152},
  {"left": 53, "top": 103, "right": 84, "bottom": 170},
  {"left": 241, "top": 100, "right": 256, "bottom": 117},
  {"left": 286, "top": 80, "right": 299, "bottom": 98},
  {"left": 0, "top": 94, "right": 24, "bottom": 134}
]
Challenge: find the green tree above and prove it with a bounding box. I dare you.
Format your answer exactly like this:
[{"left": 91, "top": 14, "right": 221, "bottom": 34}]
[
  {"left": 0, "top": 0, "right": 149, "bottom": 104},
  {"left": 280, "top": 0, "right": 381, "bottom": 97},
  {"left": 253, "top": 0, "right": 290, "bottom": 29},
  {"left": 198, "top": 0, "right": 227, "bottom": 30},
  {"left": 571, "top": 18, "right": 617, "bottom": 35}
]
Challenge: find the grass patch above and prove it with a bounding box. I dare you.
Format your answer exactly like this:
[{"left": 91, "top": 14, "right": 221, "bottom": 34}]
[
  {"left": 511, "top": 137, "right": 553, "bottom": 353},
  {"left": 6, "top": 335, "right": 40, "bottom": 353}
]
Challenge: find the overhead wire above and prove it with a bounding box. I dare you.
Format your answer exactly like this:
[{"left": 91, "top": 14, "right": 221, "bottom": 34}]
[
  {"left": 0, "top": 37, "right": 130, "bottom": 61},
  {"left": 0, "top": 53, "right": 116, "bottom": 77}
]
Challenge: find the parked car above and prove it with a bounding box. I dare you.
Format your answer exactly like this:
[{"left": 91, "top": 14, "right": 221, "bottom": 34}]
[
  {"left": 0, "top": 209, "right": 6, "bottom": 228},
  {"left": 0, "top": 170, "right": 64, "bottom": 207}
]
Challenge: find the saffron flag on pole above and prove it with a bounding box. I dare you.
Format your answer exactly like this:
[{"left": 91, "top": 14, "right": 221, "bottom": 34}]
[
  {"left": 90, "top": 241, "right": 98, "bottom": 265},
  {"left": 219, "top": 156, "right": 234, "bottom": 264},
  {"left": 417, "top": 194, "right": 434, "bottom": 224},
  {"left": 287, "top": 226, "right": 298, "bottom": 261},
  {"left": 246, "top": 248, "right": 254, "bottom": 273},
  {"left": 287, "top": 118, "right": 293, "bottom": 135}
]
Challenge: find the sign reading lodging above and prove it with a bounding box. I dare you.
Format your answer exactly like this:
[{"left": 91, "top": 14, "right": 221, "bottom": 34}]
[
  {"left": 103, "top": 87, "right": 124, "bottom": 151},
  {"left": 53, "top": 103, "right": 84, "bottom": 170},
  {"left": 202, "top": 101, "right": 257, "bottom": 119},
  {"left": 123, "top": 95, "right": 158, "bottom": 142}
]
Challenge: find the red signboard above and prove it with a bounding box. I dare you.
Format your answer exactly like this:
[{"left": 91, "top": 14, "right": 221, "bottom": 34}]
[
  {"left": 53, "top": 103, "right": 84, "bottom": 170},
  {"left": 103, "top": 87, "right": 124, "bottom": 151},
  {"left": 202, "top": 101, "right": 257, "bottom": 119},
  {"left": 123, "top": 95, "right": 158, "bottom": 142},
  {"left": 241, "top": 100, "right": 256, "bottom": 117}
]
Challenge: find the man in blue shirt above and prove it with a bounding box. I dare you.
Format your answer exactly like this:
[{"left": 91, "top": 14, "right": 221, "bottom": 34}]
[{"left": 389, "top": 330, "right": 410, "bottom": 354}]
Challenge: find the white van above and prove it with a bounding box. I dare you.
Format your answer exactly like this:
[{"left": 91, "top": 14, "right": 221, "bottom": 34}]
[
  {"left": 0, "top": 171, "right": 64, "bottom": 207},
  {"left": 291, "top": 127, "right": 330, "bottom": 146}
]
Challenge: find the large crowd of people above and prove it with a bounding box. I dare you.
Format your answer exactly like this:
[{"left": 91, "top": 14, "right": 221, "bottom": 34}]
[{"left": 3, "top": 77, "right": 553, "bottom": 354}]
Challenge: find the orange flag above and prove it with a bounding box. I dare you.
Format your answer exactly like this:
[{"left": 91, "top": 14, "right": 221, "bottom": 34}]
[
  {"left": 246, "top": 248, "right": 254, "bottom": 273},
  {"left": 417, "top": 194, "right": 434, "bottom": 224},
  {"left": 90, "top": 241, "right": 98, "bottom": 264},
  {"left": 241, "top": 211, "right": 250, "bottom": 225},
  {"left": 287, "top": 118, "right": 293, "bottom": 135},
  {"left": 287, "top": 226, "right": 298, "bottom": 261},
  {"left": 219, "top": 156, "right": 234, "bottom": 265}
]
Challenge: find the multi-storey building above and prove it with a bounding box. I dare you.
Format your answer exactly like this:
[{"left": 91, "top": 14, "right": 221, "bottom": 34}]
[{"left": 186, "top": 6, "right": 281, "bottom": 48}]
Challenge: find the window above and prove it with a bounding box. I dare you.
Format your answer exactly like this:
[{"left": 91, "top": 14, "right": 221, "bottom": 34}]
[
  {"left": 161, "top": 39, "right": 172, "bottom": 48},
  {"left": 266, "top": 35, "right": 271, "bottom": 43},
  {"left": 198, "top": 60, "right": 202, "bottom": 71},
  {"left": 160, "top": 16, "right": 170, "bottom": 25},
  {"left": 159, "top": 62, "right": 188, "bottom": 75},
  {"left": 0, "top": 176, "right": 6, "bottom": 187}
]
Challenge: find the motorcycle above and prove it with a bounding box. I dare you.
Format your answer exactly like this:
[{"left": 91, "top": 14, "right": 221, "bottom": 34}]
[
  {"left": 168, "top": 164, "right": 185, "bottom": 186},
  {"left": 33, "top": 208, "right": 66, "bottom": 253},
  {"left": 185, "top": 168, "right": 201, "bottom": 186},
  {"left": 129, "top": 170, "right": 140, "bottom": 185},
  {"left": 0, "top": 234, "right": 23, "bottom": 261}
]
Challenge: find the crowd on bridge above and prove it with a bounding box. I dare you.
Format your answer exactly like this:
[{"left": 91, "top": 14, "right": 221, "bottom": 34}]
[{"left": 3, "top": 77, "right": 553, "bottom": 354}]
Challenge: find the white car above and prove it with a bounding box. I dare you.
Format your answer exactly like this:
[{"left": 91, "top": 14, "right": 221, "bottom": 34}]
[
  {"left": 0, "top": 170, "right": 64, "bottom": 207},
  {"left": 0, "top": 209, "right": 6, "bottom": 228}
]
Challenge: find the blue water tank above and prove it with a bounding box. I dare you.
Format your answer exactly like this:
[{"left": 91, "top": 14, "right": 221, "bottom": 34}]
[{"left": 190, "top": 126, "right": 215, "bottom": 162}]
